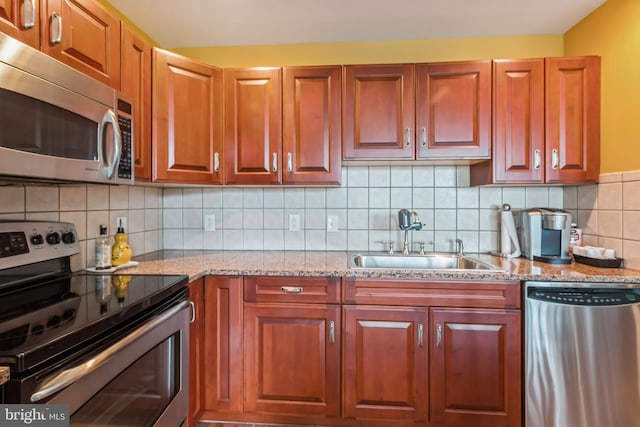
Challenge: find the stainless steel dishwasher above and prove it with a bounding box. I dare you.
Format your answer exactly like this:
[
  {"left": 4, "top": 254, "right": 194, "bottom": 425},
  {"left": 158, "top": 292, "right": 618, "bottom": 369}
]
[{"left": 525, "top": 281, "right": 640, "bottom": 427}]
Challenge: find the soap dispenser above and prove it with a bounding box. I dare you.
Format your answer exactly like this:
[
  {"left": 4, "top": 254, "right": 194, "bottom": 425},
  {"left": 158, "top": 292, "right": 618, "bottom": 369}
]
[{"left": 111, "top": 219, "right": 132, "bottom": 266}]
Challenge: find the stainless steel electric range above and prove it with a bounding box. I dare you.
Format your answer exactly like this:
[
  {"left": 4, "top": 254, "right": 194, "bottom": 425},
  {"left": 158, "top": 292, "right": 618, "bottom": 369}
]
[{"left": 0, "top": 221, "right": 190, "bottom": 427}]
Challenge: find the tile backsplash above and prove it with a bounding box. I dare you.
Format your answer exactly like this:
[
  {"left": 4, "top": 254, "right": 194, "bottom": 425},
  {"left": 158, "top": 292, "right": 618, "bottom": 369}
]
[
  {"left": 0, "top": 183, "right": 163, "bottom": 270},
  {"left": 3, "top": 165, "right": 639, "bottom": 271},
  {"left": 564, "top": 170, "right": 640, "bottom": 270},
  {"left": 161, "top": 165, "right": 564, "bottom": 254}
]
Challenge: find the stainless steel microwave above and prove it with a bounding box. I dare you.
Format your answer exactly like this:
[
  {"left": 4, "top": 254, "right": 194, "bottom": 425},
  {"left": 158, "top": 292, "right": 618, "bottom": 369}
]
[{"left": 0, "top": 33, "right": 133, "bottom": 185}]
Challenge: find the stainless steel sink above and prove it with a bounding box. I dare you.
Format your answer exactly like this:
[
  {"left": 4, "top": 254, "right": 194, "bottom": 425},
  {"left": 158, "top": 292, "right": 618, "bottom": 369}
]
[{"left": 349, "top": 252, "right": 504, "bottom": 271}]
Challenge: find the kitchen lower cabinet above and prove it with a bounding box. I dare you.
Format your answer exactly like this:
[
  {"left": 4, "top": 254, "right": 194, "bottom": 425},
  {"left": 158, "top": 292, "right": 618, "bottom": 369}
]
[
  {"left": 187, "top": 278, "right": 204, "bottom": 427},
  {"left": 430, "top": 307, "right": 521, "bottom": 427},
  {"left": 342, "top": 305, "right": 428, "bottom": 422},
  {"left": 202, "top": 276, "right": 243, "bottom": 414},
  {"left": 243, "top": 303, "right": 341, "bottom": 417}
]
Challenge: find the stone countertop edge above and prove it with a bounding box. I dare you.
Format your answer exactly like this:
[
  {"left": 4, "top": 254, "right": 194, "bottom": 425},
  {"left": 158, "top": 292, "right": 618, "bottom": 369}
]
[{"left": 116, "top": 250, "right": 640, "bottom": 285}]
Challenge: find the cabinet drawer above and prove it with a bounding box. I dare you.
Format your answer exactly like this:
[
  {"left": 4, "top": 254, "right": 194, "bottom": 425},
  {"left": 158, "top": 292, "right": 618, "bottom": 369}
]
[
  {"left": 343, "top": 278, "right": 520, "bottom": 309},
  {"left": 244, "top": 276, "right": 341, "bottom": 303}
]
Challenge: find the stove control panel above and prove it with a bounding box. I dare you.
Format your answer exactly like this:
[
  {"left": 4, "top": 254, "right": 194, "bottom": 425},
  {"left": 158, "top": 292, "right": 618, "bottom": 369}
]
[{"left": 0, "top": 221, "right": 80, "bottom": 270}]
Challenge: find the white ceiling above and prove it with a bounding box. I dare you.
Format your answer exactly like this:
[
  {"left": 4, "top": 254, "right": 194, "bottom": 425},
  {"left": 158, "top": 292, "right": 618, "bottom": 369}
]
[{"left": 108, "top": 0, "right": 606, "bottom": 48}]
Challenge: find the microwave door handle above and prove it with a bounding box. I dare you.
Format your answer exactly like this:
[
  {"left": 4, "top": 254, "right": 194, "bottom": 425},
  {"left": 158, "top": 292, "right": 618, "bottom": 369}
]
[
  {"left": 99, "top": 110, "right": 122, "bottom": 179},
  {"left": 30, "top": 300, "right": 190, "bottom": 403}
]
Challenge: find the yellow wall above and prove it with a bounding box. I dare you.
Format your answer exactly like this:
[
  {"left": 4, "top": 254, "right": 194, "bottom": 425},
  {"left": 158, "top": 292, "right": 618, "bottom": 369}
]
[
  {"left": 173, "top": 35, "right": 563, "bottom": 67},
  {"left": 565, "top": 0, "right": 640, "bottom": 173}
]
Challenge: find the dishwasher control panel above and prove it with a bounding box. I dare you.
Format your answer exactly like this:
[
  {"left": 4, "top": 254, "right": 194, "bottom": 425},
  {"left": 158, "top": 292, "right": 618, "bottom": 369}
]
[{"left": 528, "top": 288, "right": 640, "bottom": 306}]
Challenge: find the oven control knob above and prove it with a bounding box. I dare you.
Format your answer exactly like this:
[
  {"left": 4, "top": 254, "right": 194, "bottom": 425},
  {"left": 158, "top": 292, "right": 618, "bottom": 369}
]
[
  {"left": 46, "top": 232, "right": 60, "bottom": 245},
  {"left": 30, "top": 234, "right": 44, "bottom": 245},
  {"left": 47, "top": 315, "right": 61, "bottom": 328},
  {"left": 61, "top": 232, "right": 75, "bottom": 244}
]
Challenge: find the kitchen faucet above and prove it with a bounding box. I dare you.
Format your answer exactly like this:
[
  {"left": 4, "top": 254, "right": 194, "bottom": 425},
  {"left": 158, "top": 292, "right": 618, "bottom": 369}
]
[{"left": 398, "top": 209, "right": 423, "bottom": 254}]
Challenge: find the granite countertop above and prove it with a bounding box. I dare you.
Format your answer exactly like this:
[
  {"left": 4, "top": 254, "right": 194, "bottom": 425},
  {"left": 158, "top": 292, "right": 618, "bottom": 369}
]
[{"left": 119, "top": 250, "right": 640, "bottom": 284}]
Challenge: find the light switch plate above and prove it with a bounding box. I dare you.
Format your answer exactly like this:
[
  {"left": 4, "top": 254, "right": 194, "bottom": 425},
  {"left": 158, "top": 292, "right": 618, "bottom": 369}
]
[
  {"left": 327, "top": 215, "right": 338, "bottom": 232},
  {"left": 289, "top": 214, "right": 300, "bottom": 232},
  {"left": 204, "top": 214, "right": 215, "bottom": 231}
]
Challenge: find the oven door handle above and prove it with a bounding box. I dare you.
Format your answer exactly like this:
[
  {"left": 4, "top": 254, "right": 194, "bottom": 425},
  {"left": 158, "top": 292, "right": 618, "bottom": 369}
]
[{"left": 30, "top": 300, "right": 190, "bottom": 403}]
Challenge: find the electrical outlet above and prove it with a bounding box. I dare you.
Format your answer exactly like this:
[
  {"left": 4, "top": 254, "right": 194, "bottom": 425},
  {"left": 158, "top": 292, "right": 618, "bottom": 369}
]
[
  {"left": 204, "top": 214, "right": 216, "bottom": 231},
  {"left": 327, "top": 215, "right": 339, "bottom": 232},
  {"left": 289, "top": 214, "right": 300, "bottom": 232},
  {"left": 116, "top": 217, "right": 127, "bottom": 231}
]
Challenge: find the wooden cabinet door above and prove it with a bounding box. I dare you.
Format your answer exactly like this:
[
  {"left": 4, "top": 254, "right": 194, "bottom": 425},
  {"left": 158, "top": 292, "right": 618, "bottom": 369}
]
[
  {"left": 224, "top": 67, "right": 282, "bottom": 184},
  {"left": 283, "top": 66, "right": 342, "bottom": 184},
  {"left": 342, "top": 64, "right": 415, "bottom": 160},
  {"left": 40, "top": 0, "right": 120, "bottom": 88},
  {"left": 152, "top": 48, "right": 223, "bottom": 184},
  {"left": 202, "top": 276, "right": 243, "bottom": 414},
  {"left": 493, "top": 58, "right": 545, "bottom": 183},
  {"left": 187, "top": 278, "right": 204, "bottom": 427},
  {"left": 343, "top": 305, "right": 428, "bottom": 422},
  {"left": 244, "top": 303, "right": 341, "bottom": 417},
  {"left": 416, "top": 61, "right": 491, "bottom": 159},
  {"left": 0, "top": 0, "right": 40, "bottom": 48},
  {"left": 121, "top": 24, "right": 152, "bottom": 181},
  {"left": 430, "top": 308, "right": 521, "bottom": 427},
  {"left": 545, "top": 56, "right": 600, "bottom": 184}
]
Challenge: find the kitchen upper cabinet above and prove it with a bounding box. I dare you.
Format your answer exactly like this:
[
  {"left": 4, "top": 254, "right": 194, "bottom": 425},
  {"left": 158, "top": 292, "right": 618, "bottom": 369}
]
[
  {"left": 121, "top": 23, "right": 152, "bottom": 181},
  {"left": 343, "top": 64, "right": 415, "bottom": 160},
  {"left": 471, "top": 56, "right": 600, "bottom": 186},
  {"left": 343, "top": 305, "right": 428, "bottom": 422},
  {"left": 545, "top": 56, "right": 600, "bottom": 184},
  {"left": 471, "top": 59, "right": 545, "bottom": 184},
  {"left": 430, "top": 308, "right": 521, "bottom": 427},
  {"left": 41, "top": 0, "right": 121, "bottom": 89},
  {"left": 223, "top": 67, "right": 282, "bottom": 184},
  {"left": 187, "top": 278, "right": 204, "bottom": 427},
  {"left": 0, "top": 0, "right": 40, "bottom": 48},
  {"left": 202, "top": 276, "right": 243, "bottom": 414},
  {"left": 416, "top": 61, "right": 491, "bottom": 159},
  {"left": 152, "top": 48, "right": 223, "bottom": 184},
  {"left": 282, "top": 66, "right": 342, "bottom": 184}
]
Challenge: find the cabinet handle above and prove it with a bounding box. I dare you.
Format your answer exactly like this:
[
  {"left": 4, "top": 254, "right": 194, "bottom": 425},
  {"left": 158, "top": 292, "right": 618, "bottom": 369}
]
[
  {"left": 421, "top": 127, "right": 427, "bottom": 147},
  {"left": 272, "top": 153, "right": 278, "bottom": 173},
  {"left": 329, "top": 320, "right": 335, "bottom": 344},
  {"left": 436, "top": 324, "right": 442, "bottom": 348},
  {"left": 189, "top": 300, "right": 196, "bottom": 324},
  {"left": 280, "top": 286, "right": 303, "bottom": 294},
  {"left": 50, "top": 12, "right": 62, "bottom": 45},
  {"left": 214, "top": 152, "right": 220, "bottom": 172},
  {"left": 404, "top": 128, "right": 411, "bottom": 146},
  {"left": 552, "top": 149, "right": 559, "bottom": 170},
  {"left": 287, "top": 152, "right": 292, "bottom": 172},
  {"left": 418, "top": 323, "right": 424, "bottom": 348},
  {"left": 534, "top": 149, "right": 541, "bottom": 169},
  {"left": 24, "top": 0, "right": 35, "bottom": 29}
]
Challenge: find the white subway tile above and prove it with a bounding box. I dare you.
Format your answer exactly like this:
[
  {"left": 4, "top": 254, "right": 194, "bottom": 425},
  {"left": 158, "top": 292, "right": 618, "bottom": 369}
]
[
  {"left": 479, "top": 187, "right": 502, "bottom": 209},
  {"left": 369, "top": 209, "right": 391, "bottom": 230},
  {"left": 369, "top": 187, "right": 390, "bottom": 208},
  {"left": 264, "top": 209, "right": 284, "bottom": 229},
  {"left": 369, "top": 166, "right": 391, "bottom": 187},
  {"left": 163, "top": 229, "right": 183, "bottom": 249},
  {"left": 203, "top": 230, "right": 223, "bottom": 250},
  {"left": 525, "top": 186, "right": 549, "bottom": 208},
  {"left": 413, "top": 166, "right": 434, "bottom": 187},
  {"left": 456, "top": 165, "right": 470, "bottom": 187},
  {"left": 562, "top": 186, "right": 578, "bottom": 210},
  {"left": 598, "top": 182, "right": 622, "bottom": 210},
  {"left": 263, "top": 230, "right": 284, "bottom": 250},
  {"left": 434, "top": 188, "right": 456, "bottom": 209},
  {"left": 243, "top": 229, "right": 264, "bottom": 250},
  {"left": 183, "top": 229, "right": 204, "bottom": 250},
  {"left": 306, "top": 209, "right": 326, "bottom": 230},
  {"left": 305, "top": 188, "right": 327, "bottom": 209},
  {"left": 348, "top": 209, "right": 369, "bottom": 230},
  {"left": 577, "top": 185, "right": 598, "bottom": 210},
  {"left": 183, "top": 188, "right": 204, "bottom": 208},
  {"left": 243, "top": 188, "right": 264, "bottom": 208},
  {"left": 60, "top": 185, "right": 87, "bottom": 211},
  {"left": 457, "top": 209, "right": 479, "bottom": 231},
  {"left": 184, "top": 208, "right": 204, "bottom": 229},
  {"left": 390, "top": 166, "right": 413, "bottom": 187},
  {"left": 163, "top": 208, "right": 183, "bottom": 229},
  {"left": 598, "top": 210, "right": 622, "bottom": 239},
  {"left": 284, "top": 188, "right": 305, "bottom": 208},
  {"left": 412, "top": 187, "right": 434, "bottom": 209},
  {"left": 434, "top": 166, "right": 456, "bottom": 187},
  {"left": 326, "top": 230, "right": 347, "bottom": 251},
  {"left": 390, "top": 188, "right": 413, "bottom": 208},
  {"left": 347, "top": 166, "right": 369, "bottom": 187},
  {"left": 0, "top": 186, "right": 24, "bottom": 213},
  {"left": 222, "top": 188, "right": 243, "bottom": 208},
  {"left": 109, "top": 186, "right": 129, "bottom": 210},
  {"left": 326, "top": 187, "right": 347, "bottom": 208},
  {"left": 222, "top": 209, "right": 244, "bottom": 229},
  {"left": 347, "top": 188, "right": 368, "bottom": 209},
  {"left": 128, "top": 209, "right": 145, "bottom": 233},
  {"left": 347, "top": 230, "right": 369, "bottom": 251},
  {"left": 128, "top": 186, "right": 145, "bottom": 210},
  {"left": 223, "top": 229, "right": 244, "bottom": 250},
  {"left": 434, "top": 209, "right": 457, "bottom": 231},
  {"left": 305, "top": 230, "right": 326, "bottom": 250},
  {"left": 163, "top": 188, "right": 183, "bottom": 208},
  {"left": 457, "top": 187, "right": 479, "bottom": 209},
  {"left": 284, "top": 230, "right": 305, "bottom": 250},
  {"left": 502, "top": 187, "right": 526, "bottom": 209},
  {"left": 203, "top": 188, "right": 223, "bottom": 208},
  {"left": 26, "top": 186, "right": 59, "bottom": 212}
]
